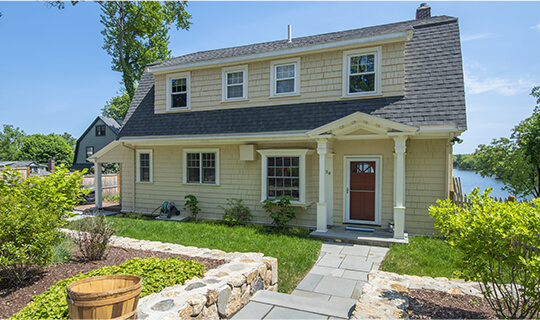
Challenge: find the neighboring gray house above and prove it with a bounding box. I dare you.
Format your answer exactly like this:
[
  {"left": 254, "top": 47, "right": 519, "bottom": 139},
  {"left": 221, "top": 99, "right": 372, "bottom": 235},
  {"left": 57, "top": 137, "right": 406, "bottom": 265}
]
[
  {"left": 0, "top": 161, "right": 49, "bottom": 178},
  {"left": 73, "top": 116, "right": 122, "bottom": 169}
]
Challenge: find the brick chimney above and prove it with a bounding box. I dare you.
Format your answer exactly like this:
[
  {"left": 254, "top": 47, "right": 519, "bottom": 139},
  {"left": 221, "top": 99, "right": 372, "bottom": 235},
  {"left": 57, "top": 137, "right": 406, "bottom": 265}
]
[
  {"left": 416, "top": 3, "right": 431, "bottom": 19},
  {"left": 47, "top": 159, "right": 55, "bottom": 173}
]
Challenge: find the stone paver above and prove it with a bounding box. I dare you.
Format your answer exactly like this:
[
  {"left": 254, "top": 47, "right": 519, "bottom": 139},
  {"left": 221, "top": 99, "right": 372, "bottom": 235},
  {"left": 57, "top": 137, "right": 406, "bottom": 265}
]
[
  {"left": 340, "top": 255, "right": 373, "bottom": 272},
  {"left": 310, "top": 265, "right": 346, "bottom": 277},
  {"left": 231, "top": 301, "right": 272, "bottom": 319},
  {"left": 340, "top": 245, "right": 370, "bottom": 256},
  {"left": 317, "top": 253, "right": 346, "bottom": 268},
  {"left": 264, "top": 307, "right": 328, "bottom": 319},
  {"left": 296, "top": 273, "right": 323, "bottom": 291},
  {"left": 342, "top": 270, "right": 369, "bottom": 281},
  {"left": 313, "top": 276, "right": 358, "bottom": 298}
]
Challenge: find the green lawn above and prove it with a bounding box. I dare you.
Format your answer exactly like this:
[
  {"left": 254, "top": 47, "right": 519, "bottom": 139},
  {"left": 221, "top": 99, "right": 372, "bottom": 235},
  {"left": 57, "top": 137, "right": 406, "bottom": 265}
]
[
  {"left": 380, "top": 235, "right": 464, "bottom": 279},
  {"left": 91, "top": 216, "right": 322, "bottom": 294}
]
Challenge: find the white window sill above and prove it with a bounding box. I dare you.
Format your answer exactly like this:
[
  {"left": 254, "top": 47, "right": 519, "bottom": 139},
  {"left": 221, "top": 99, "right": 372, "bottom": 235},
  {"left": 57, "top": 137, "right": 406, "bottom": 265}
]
[
  {"left": 136, "top": 181, "right": 153, "bottom": 184},
  {"left": 221, "top": 98, "right": 249, "bottom": 103},
  {"left": 269, "top": 93, "right": 301, "bottom": 99},
  {"left": 166, "top": 107, "right": 191, "bottom": 113},
  {"left": 340, "top": 93, "right": 382, "bottom": 100},
  {"left": 260, "top": 200, "right": 313, "bottom": 209},
  {"left": 182, "top": 183, "right": 220, "bottom": 187}
]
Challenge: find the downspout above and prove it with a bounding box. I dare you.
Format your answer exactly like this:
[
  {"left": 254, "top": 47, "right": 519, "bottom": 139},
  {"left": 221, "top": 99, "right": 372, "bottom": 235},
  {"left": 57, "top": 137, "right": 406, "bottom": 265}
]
[{"left": 122, "top": 142, "right": 136, "bottom": 212}]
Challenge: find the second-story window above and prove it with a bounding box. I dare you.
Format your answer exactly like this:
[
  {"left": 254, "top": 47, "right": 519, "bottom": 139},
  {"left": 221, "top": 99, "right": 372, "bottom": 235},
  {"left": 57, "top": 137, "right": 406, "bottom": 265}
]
[
  {"left": 167, "top": 72, "right": 190, "bottom": 110},
  {"left": 86, "top": 146, "right": 94, "bottom": 160},
  {"left": 222, "top": 65, "right": 248, "bottom": 101},
  {"left": 343, "top": 47, "right": 381, "bottom": 97},
  {"left": 270, "top": 58, "right": 300, "bottom": 97},
  {"left": 96, "top": 125, "right": 106, "bottom": 136}
]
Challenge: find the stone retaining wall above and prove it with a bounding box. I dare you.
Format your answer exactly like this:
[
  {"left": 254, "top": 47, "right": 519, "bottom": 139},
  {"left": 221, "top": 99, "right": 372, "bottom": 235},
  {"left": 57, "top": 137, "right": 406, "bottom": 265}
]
[
  {"left": 107, "top": 235, "right": 278, "bottom": 320},
  {"left": 351, "top": 271, "right": 483, "bottom": 319}
]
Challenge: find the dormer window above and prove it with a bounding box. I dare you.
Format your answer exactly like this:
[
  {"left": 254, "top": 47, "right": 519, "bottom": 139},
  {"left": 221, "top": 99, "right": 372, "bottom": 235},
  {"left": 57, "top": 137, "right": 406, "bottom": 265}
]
[
  {"left": 222, "top": 65, "right": 248, "bottom": 101},
  {"left": 166, "top": 72, "right": 190, "bottom": 110},
  {"left": 270, "top": 58, "right": 300, "bottom": 97},
  {"left": 96, "top": 125, "right": 106, "bottom": 136},
  {"left": 343, "top": 47, "right": 382, "bottom": 97}
]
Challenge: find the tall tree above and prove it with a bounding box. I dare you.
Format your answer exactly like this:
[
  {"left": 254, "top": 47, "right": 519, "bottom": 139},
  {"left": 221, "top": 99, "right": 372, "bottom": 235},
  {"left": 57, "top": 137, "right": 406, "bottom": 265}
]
[
  {"left": 50, "top": 1, "right": 192, "bottom": 100},
  {"left": 473, "top": 87, "right": 540, "bottom": 199},
  {"left": 101, "top": 92, "right": 131, "bottom": 120},
  {"left": 17, "top": 134, "right": 74, "bottom": 167},
  {"left": 60, "top": 132, "right": 77, "bottom": 151},
  {"left": 0, "top": 125, "right": 26, "bottom": 161}
]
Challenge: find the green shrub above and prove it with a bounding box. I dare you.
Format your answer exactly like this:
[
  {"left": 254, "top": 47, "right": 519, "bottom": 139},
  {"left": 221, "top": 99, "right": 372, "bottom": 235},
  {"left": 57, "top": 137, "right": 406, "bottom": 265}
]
[
  {"left": 71, "top": 215, "right": 119, "bottom": 261},
  {"left": 51, "top": 235, "right": 76, "bottom": 265},
  {"left": 0, "top": 167, "right": 86, "bottom": 283},
  {"left": 184, "top": 194, "right": 201, "bottom": 220},
  {"left": 219, "top": 198, "right": 252, "bottom": 226},
  {"left": 429, "top": 188, "right": 540, "bottom": 319},
  {"left": 12, "top": 257, "right": 205, "bottom": 319},
  {"left": 262, "top": 196, "right": 297, "bottom": 229}
]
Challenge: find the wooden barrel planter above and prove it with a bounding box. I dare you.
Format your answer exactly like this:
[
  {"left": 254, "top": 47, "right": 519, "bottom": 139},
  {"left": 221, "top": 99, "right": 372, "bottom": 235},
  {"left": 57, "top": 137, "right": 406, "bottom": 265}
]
[{"left": 66, "top": 275, "right": 142, "bottom": 320}]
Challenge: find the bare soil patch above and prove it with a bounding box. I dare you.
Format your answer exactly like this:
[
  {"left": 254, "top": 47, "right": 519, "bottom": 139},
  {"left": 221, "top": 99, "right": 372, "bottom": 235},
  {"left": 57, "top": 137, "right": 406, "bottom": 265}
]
[
  {"left": 0, "top": 247, "right": 223, "bottom": 319},
  {"left": 406, "top": 289, "right": 498, "bottom": 319}
]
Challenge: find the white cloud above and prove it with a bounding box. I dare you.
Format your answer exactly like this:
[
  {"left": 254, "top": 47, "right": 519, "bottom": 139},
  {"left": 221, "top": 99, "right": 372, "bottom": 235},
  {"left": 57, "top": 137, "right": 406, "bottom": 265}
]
[
  {"left": 464, "top": 71, "right": 535, "bottom": 96},
  {"left": 531, "top": 22, "right": 540, "bottom": 31},
  {"left": 461, "top": 33, "right": 493, "bottom": 42}
]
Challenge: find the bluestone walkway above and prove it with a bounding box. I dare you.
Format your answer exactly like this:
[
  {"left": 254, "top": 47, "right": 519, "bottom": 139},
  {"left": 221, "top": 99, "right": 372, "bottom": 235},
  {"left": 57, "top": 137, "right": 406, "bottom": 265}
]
[{"left": 232, "top": 242, "right": 388, "bottom": 320}]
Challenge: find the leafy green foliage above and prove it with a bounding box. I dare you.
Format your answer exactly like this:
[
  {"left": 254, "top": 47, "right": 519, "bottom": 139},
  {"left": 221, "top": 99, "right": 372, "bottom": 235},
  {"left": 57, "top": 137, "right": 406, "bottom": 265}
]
[
  {"left": 0, "top": 124, "right": 25, "bottom": 161},
  {"left": 381, "top": 236, "right": 463, "bottom": 278},
  {"left": 59, "top": 132, "right": 77, "bottom": 152},
  {"left": 262, "top": 196, "right": 297, "bottom": 228},
  {"left": 219, "top": 198, "right": 252, "bottom": 226},
  {"left": 12, "top": 257, "right": 205, "bottom": 319},
  {"left": 72, "top": 215, "right": 119, "bottom": 261},
  {"left": 452, "top": 153, "right": 481, "bottom": 171},
  {"left": 183, "top": 194, "right": 200, "bottom": 220},
  {"left": 95, "top": 216, "right": 321, "bottom": 293},
  {"left": 0, "top": 167, "right": 87, "bottom": 283},
  {"left": 429, "top": 189, "right": 540, "bottom": 319},
  {"left": 51, "top": 234, "right": 76, "bottom": 265},
  {"left": 17, "top": 133, "right": 74, "bottom": 167},
  {"left": 101, "top": 92, "right": 131, "bottom": 120}
]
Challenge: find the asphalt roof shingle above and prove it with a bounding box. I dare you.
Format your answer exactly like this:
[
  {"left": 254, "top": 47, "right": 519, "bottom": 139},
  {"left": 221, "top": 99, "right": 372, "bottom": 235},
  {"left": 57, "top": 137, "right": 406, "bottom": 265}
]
[{"left": 119, "top": 15, "right": 466, "bottom": 139}]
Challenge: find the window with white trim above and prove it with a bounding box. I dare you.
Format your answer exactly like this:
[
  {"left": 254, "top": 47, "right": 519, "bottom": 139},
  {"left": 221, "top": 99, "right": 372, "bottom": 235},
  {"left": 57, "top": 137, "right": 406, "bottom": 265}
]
[
  {"left": 166, "top": 72, "right": 190, "bottom": 110},
  {"left": 183, "top": 149, "right": 220, "bottom": 185},
  {"left": 95, "top": 125, "right": 106, "bottom": 136},
  {"left": 270, "top": 58, "right": 300, "bottom": 96},
  {"left": 86, "top": 146, "right": 94, "bottom": 161},
  {"left": 136, "top": 149, "right": 153, "bottom": 183},
  {"left": 222, "top": 65, "right": 248, "bottom": 101},
  {"left": 343, "top": 47, "right": 381, "bottom": 97},
  {"left": 257, "top": 149, "right": 311, "bottom": 204}
]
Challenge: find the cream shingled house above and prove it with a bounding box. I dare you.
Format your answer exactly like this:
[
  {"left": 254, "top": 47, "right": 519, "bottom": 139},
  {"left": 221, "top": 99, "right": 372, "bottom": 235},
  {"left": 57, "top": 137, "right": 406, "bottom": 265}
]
[{"left": 90, "top": 4, "right": 466, "bottom": 238}]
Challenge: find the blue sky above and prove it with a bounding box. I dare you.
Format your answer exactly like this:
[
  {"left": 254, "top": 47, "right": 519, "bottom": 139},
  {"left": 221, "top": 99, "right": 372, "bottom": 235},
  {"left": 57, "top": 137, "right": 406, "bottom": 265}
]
[{"left": 1, "top": 1, "right": 539, "bottom": 154}]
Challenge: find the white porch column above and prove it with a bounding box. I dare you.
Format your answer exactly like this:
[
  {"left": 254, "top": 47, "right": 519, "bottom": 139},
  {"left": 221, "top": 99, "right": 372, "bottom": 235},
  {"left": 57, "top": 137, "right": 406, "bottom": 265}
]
[
  {"left": 326, "top": 153, "right": 334, "bottom": 225},
  {"left": 393, "top": 136, "right": 407, "bottom": 239},
  {"left": 94, "top": 162, "right": 103, "bottom": 209},
  {"left": 316, "top": 138, "right": 333, "bottom": 232}
]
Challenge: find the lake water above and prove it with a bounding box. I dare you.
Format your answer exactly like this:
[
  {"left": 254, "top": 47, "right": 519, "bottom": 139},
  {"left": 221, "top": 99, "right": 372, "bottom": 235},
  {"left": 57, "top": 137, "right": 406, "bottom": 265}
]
[{"left": 452, "top": 168, "right": 511, "bottom": 199}]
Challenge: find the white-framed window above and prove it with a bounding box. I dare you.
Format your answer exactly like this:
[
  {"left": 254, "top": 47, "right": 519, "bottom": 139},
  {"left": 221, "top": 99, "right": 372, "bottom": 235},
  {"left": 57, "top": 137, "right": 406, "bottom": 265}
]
[
  {"left": 86, "top": 146, "right": 94, "bottom": 161},
  {"left": 270, "top": 57, "right": 300, "bottom": 97},
  {"left": 257, "top": 149, "right": 312, "bottom": 205},
  {"left": 183, "top": 148, "right": 220, "bottom": 185},
  {"left": 166, "top": 72, "right": 190, "bottom": 110},
  {"left": 222, "top": 65, "right": 248, "bottom": 101},
  {"left": 136, "top": 149, "right": 153, "bottom": 183},
  {"left": 342, "top": 47, "right": 382, "bottom": 97}
]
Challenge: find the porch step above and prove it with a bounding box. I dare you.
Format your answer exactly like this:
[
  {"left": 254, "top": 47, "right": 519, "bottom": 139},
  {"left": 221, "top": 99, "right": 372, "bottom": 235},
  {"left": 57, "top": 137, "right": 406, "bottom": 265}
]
[
  {"left": 232, "top": 290, "right": 350, "bottom": 319},
  {"left": 310, "top": 227, "right": 408, "bottom": 247}
]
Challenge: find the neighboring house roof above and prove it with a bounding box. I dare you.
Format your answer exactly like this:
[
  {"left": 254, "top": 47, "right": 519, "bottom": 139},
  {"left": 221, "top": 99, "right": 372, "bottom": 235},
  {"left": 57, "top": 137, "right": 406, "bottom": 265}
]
[
  {"left": 0, "top": 161, "right": 44, "bottom": 170},
  {"left": 73, "top": 116, "right": 123, "bottom": 168},
  {"left": 120, "top": 16, "right": 466, "bottom": 139},
  {"left": 99, "top": 116, "right": 123, "bottom": 134}
]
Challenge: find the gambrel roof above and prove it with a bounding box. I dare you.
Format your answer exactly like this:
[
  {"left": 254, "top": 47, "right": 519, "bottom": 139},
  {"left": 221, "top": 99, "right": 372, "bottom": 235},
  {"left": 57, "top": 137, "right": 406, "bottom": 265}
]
[{"left": 119, "top": 15, "right": 466, "bottom": 139}]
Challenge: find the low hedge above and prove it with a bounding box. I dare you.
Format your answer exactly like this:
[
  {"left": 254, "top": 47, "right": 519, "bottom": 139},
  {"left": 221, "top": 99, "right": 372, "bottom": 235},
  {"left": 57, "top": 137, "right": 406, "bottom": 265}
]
[{"left": 11, "top": 257, "right": 205, "bottom": 319}]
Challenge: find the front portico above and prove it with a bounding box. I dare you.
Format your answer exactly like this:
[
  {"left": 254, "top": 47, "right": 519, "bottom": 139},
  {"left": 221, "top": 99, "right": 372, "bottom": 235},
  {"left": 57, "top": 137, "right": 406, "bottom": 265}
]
[{"left": 308, "top": 112, "right": 418, "bottom": 239}]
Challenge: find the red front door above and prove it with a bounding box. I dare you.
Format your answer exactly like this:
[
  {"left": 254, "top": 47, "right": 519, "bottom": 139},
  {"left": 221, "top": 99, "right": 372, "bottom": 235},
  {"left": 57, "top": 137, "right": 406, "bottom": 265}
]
[{"left": 349, "top": 161, "right": 376, "bottom": 221}]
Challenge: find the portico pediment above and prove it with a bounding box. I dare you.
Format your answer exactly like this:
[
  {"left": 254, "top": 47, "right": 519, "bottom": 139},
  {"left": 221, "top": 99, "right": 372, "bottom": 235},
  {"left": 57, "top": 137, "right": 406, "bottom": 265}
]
[{"left": 307, "top": 112, "right": 418, "bottom": 140}]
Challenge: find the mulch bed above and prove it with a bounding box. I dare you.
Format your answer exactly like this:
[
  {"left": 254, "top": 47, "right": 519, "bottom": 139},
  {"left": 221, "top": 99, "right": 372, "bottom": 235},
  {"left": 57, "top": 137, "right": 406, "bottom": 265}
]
[
  {"left": 0, "top": 247, "right": 223, "bottom": 319},
  {"left": 406, "top": 289, "right": 499, "bottom": 319}
]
